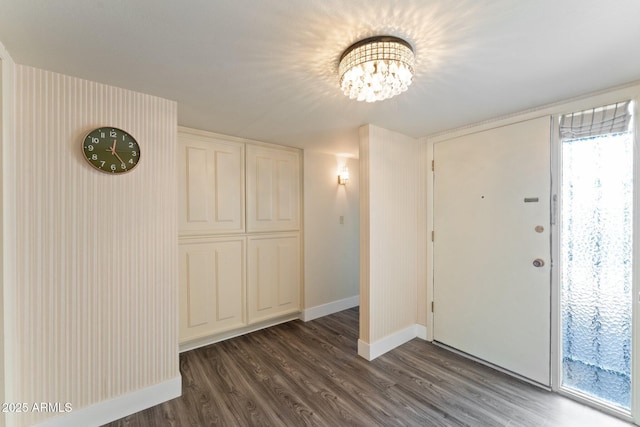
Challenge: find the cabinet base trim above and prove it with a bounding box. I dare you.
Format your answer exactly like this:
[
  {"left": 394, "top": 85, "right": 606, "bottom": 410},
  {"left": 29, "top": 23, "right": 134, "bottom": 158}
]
[
  {"left": 301, "top": 295, "right": 359, "bottom": 322},
  {"left": 179, "top": 314, "right": 300, "bottom": 353}
]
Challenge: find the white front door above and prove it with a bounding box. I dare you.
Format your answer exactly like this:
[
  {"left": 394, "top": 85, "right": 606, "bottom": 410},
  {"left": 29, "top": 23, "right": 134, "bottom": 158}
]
[{"left": 433, "top": 116, "right": 551, "bottom": 386}]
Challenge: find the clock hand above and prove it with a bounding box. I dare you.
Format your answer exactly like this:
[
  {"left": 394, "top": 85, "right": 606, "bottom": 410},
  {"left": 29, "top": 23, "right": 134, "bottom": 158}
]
[
  {"left": 113, "top": 151, "right": 126, "bottom": 167},
  {"left": 107, "top": 139, "right": 126, "bottom": 167}
]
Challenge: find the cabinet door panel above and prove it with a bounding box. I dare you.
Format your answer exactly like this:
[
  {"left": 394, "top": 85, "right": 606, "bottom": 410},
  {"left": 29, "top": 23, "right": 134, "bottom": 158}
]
[
  {"left": 178, "top": 132, "right": 244, "bottom": 235},
  {"left": 179, "top": 238, "right": 245, "bottom": 343},
  {"left": 276, "top": 159, "right": 293, "bottom": 220},
  {"left": 215, "top": 150, "right": 240, "bottom": 223},
  {"left": 248, "top": 234, "right": 300, "bottom": 323},
  {"left": 276, "top": 241, "right": 297, "bottom": 306},
  {"left": 185, "top": 249, "right": 214, "bottom": 328},
  {"left": 256, "top": 156, "right": 274, "bottom": 221},
  {"left": 247, "top": 146, "right": 300, "bottom": 231},
  {"left": 185, "top": 147, "right": 208, "bottom": 223}
]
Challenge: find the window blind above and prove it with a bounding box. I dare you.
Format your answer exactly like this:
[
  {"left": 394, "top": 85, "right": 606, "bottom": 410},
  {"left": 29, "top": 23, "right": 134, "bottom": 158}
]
[{"left": 559, "top": 100, "right": 632, "bottom": 140}]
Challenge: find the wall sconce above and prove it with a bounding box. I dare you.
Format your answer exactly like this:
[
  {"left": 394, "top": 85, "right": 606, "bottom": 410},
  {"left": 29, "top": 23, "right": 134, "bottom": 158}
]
[
  {"left": 338, "top": 167, "right": 350, "bottom": 185},
  {"left": 338, "top": 166, "right": 349, "bottom": 185}
]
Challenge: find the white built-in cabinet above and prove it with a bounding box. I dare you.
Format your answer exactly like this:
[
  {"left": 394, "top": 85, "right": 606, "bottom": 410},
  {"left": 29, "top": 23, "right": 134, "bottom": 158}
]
[
  {"left": 178, "top": 127, "right": 302, "bottom": 345},
  {"left": 247, "top": 233, "right": 300, "bottom": 323},
  {"left": 178, "top": 134, "right": 244, "bottom": 235},
  {"left": 246, "top": 146, "right": 300, "bottom": 232},
  {"left": 179, "top": 237, "right": 245, "bottom": 342}
]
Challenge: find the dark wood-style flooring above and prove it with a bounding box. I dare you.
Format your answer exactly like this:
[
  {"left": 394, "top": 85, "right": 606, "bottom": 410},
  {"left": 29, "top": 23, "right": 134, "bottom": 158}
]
[{"left": 106, "top": 308, "right": 631, "bottom": 426}]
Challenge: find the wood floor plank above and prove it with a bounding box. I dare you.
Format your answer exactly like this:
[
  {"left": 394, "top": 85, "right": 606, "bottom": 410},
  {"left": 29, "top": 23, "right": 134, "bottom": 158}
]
[{"left": 105, "top": 308, "right": 632, "bottom": 427}]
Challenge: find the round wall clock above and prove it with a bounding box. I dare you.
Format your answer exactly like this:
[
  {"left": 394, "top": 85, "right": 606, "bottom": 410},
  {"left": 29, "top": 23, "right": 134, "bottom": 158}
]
[{"left": 82, "top": 127, "right": 141, "bottom": 174}]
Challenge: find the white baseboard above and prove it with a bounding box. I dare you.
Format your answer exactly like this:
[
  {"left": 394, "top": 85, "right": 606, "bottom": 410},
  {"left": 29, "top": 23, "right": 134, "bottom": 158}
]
[
  {"left": 415, "top": 324, "right": 428, "bottom": 340},
  {"left": 301, "top": 295, "right": 359, "bottom": 322},
  {"left": 358, "top": 324, "right": 427, "bottom": 361},
  {"left": 33, "top": 376, "right": 181, "bottom": 427}
]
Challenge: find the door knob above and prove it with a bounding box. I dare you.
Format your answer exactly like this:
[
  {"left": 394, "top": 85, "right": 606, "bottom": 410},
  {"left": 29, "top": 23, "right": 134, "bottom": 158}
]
[{"left": 533, "top": 258, "right": 545, "bottom": 268}]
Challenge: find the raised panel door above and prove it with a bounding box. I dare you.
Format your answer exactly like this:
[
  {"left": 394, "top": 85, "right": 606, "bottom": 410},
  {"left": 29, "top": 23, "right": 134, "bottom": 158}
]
[
  {"left": 247, "top": 234, "right": 300, "bottom": 323},
  {"left": 246, "top": 145, "right": 300, "bottom": 232},
  {"left": 178, "top": 131, "right": 244, "bottom": 235},
  {"left": 179, "top": 237, "right": 245, "bottom": 343}
]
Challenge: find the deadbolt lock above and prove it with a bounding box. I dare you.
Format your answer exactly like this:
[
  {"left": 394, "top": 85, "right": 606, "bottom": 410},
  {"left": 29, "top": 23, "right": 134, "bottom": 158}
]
[{"left": 533, "top": 258, "right": 545, "bottom": 268}]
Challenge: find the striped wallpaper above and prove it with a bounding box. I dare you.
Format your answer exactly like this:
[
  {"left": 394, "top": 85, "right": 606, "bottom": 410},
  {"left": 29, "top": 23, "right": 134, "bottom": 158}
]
[
  {"left": 10, "top": 66, "right": 178, "bottom": 426},
  {"left": 358, "top": 125, "right": 371, "bottom": 343},
  {"left": 359, "top": 125, "right": 419, "bottom": 343}
]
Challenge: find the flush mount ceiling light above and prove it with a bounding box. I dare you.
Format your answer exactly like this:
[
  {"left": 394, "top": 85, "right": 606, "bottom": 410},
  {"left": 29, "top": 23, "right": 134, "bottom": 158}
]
[{"left": 338, "top": 35, "right": 415, "bottom": 103}]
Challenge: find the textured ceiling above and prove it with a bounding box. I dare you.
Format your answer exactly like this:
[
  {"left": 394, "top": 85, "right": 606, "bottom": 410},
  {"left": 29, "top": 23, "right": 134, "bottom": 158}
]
[{"left": 1, "top": 0, "right": 640, "bottom": 157}]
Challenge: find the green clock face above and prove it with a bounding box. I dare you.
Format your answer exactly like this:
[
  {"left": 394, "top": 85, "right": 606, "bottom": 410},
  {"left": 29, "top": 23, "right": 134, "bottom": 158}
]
[{"left": 82, "top": 127, "right": 141, "bottom": 174}]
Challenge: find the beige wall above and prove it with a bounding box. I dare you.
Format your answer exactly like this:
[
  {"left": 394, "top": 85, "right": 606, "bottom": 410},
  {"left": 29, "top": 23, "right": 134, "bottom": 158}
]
[
  {"left": 359, "top": 125, "right": 420, "bottom": 346},
  {"left": 8, "top": 66, "right": 179, "bottom": 426},
  {"left": 303, "top": 151, "right": 359, "bottom": 310}
]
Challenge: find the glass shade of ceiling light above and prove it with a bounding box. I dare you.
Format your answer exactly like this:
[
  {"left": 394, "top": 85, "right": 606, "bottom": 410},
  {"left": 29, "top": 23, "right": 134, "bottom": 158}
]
[{"left": 339, "top": 36, "right": 415, "bottom": 103}]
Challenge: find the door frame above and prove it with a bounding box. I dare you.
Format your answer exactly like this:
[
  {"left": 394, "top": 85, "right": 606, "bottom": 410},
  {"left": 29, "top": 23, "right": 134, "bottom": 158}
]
[{"left": 426, "top": 83, "right": 640, "bottom": 425}]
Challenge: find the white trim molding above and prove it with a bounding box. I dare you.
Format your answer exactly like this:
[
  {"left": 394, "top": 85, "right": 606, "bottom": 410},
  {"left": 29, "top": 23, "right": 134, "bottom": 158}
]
[
  {"left": 358, "top": 324, "right": 426, "bottom": 361},
  {"left": 301, "top": 295, "right": 359, "bottom": 322},
  {"left": 32, "top": 376, "right": 181, "bottom": 427},
  {"left": 415, "top": 324, "right": 428, "bottom": 341},
  {"left": 180, "top": 314, "right": 300, "bottom": 353}
]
